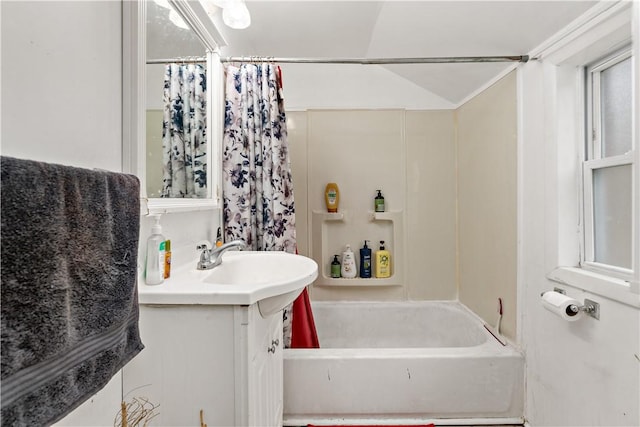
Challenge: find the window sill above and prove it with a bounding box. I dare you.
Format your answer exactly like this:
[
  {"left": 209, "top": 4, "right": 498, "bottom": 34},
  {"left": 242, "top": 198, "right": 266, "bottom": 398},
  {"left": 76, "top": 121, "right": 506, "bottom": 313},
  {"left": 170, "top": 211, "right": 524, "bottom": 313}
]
[{"left": 547, "top": 267, "right": 640, "bottom": 309}]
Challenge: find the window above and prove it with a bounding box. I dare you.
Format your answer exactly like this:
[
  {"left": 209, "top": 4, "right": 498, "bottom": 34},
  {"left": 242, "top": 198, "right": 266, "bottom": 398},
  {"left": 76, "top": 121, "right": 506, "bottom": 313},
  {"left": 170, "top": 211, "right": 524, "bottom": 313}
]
[{"left": 583, "top": 49, "right": 634, "bottom": 279}]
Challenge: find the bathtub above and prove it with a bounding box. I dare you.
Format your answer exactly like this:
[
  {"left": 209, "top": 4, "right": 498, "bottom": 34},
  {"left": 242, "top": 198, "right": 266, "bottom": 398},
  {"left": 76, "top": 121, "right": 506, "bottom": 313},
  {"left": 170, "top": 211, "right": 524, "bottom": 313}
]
[{"left": 283, "top": 301, "right": 524, "bottom": 425}]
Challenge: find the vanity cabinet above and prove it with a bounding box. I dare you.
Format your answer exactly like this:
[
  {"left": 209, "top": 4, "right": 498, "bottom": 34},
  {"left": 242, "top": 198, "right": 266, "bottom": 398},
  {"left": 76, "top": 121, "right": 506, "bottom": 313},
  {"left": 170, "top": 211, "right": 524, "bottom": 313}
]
[{"left": 123, "top": 303, "right": 283, "bottom": 427}]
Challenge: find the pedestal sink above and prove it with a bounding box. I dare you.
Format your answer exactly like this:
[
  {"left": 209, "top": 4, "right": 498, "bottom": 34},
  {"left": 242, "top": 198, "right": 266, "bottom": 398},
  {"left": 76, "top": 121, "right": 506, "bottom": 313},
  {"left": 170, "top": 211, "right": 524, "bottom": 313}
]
[{"left": 138, "top": 250, "right": 318, "bottom": 316}]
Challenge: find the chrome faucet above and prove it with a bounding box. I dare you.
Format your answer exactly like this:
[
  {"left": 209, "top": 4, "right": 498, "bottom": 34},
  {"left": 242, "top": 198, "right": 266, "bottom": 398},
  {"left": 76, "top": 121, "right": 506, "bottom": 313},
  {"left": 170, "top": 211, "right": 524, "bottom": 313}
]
[{"left": 196, "top": 240, "right": 247, "bottom": 270}]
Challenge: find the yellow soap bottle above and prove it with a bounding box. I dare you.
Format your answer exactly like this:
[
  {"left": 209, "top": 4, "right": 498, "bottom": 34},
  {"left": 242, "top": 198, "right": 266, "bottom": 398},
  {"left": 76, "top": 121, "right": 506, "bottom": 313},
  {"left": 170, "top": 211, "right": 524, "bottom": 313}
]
[
  {"left": 375, "top": 240, "right": 391, "bottom": 278},
  {"left": 325, "top": 183, "right": 340, "bottom": 213}
]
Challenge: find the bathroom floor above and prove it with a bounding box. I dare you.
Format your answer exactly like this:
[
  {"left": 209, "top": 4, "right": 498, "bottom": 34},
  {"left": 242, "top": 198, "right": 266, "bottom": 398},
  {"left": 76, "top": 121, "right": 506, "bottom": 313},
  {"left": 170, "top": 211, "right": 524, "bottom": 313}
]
[{"left": 296, "top": 424, "right": 524, "bottom": 427}]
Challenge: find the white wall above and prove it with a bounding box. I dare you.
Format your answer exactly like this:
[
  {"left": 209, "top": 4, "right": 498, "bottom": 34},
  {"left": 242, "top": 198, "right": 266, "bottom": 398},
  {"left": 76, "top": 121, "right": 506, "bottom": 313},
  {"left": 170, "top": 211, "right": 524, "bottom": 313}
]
[
  {"left": 519, "top": 3, "right": 640, "bottom": 424},
  {"left": 1, "top": 1, "right": 122, "bottom": 170},
  {"left": 281, "top": 63, "right": 456, "bottom": 110},
  {"left": 520, "top": 58, "right": 640, "bottom": 427},
  {"left": 1, "top": 1, "right": 220, "bottom": 425},
  {"left": 1, "top": 1, "right": 124, "bottom": 424}
]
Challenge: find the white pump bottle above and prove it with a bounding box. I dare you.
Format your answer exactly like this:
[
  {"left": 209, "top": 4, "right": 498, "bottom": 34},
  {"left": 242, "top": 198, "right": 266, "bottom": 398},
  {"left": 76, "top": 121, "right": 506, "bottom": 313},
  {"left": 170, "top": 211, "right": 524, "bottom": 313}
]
[
  {"left": 340, "top": 244, "right": 357, "bottom": 279},
  {"left": 145, "top": 215, "right": 166, "bottom": 285}
]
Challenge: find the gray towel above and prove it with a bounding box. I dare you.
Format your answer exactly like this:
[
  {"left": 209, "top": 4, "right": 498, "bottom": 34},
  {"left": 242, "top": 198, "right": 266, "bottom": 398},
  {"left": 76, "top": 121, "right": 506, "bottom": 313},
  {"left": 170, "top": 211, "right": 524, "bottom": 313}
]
[{"left": 1, "top": 156, "right": 144, "bottom": 426}]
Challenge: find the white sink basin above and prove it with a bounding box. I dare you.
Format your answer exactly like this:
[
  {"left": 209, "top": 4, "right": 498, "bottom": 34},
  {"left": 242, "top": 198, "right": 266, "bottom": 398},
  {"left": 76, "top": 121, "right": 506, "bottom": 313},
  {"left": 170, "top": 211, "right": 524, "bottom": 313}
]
[
  {"left": 204, "top": 251, "right": 317, "bottom": 316},
  {"left": 138, "top": 251, "right": 318, "bottom": 317},
  {"left": 202, "top": 251, "right": 314, "bottom": 286}
]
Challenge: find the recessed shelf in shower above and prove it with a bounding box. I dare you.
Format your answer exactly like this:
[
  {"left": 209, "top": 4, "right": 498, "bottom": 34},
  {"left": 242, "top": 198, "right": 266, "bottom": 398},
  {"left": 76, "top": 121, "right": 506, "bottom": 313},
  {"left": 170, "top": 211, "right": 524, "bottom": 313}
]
[{"left": 310, "top": 209, "right": 404, "bottom": 287}]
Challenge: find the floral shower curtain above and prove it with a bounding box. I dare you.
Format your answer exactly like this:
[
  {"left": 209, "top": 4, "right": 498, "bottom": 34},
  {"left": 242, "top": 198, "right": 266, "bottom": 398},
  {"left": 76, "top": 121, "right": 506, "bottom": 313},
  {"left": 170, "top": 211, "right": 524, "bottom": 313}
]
[
  {"left": 162, "top": 63, "right": 207, "bottom": 198},
  {"left": 222, "top": 63, "right": 298, "bottom": 345}
]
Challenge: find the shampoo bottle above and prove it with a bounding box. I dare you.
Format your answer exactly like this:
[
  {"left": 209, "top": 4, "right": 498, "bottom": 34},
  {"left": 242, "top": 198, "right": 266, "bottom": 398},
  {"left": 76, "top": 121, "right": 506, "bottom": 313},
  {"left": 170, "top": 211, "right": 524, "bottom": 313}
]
[
  {"left": 331, "top": 255, "right": 341, "bottom": 278},
  {"left": 325, "top": 183, "right": 340, "bottom": 213},
  {"left": 359, "top": 240, "right": 372, "bottom": 278},
  {"left": 145, "top": 215, "right": 166, "bottom": 285},
  {"left": 340, "top": 244, "right": 357, "bottom": 279},
  {"left": 375, "top": 240, "right": 391, "bottom": 278}
]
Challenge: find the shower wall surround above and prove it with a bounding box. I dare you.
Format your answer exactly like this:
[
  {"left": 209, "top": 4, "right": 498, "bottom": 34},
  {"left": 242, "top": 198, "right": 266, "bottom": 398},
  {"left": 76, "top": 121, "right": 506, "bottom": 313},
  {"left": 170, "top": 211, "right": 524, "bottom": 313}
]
[
  {"left": 287, "top": 72, "right": 517, "bottom": 341},
  {"left": 287, "top": 109, "right": 458, "bottom": 302},
  {"left": 457, "top": 72, "right": 517, "bottom": 341}
]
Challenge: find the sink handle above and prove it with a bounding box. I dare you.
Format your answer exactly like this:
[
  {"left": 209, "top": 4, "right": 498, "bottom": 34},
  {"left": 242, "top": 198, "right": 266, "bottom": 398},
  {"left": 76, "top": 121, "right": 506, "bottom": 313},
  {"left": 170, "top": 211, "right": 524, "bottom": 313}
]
[{"left": 196, "top": 240, "right": 212, "bottom": 251}]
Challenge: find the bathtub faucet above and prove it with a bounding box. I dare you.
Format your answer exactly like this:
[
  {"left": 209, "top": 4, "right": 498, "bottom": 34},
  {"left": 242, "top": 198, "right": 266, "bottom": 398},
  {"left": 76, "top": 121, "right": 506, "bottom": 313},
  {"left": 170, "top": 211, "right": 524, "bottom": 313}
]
[{"left": 196, "top": 240, "right": 247, "bottom": 270}]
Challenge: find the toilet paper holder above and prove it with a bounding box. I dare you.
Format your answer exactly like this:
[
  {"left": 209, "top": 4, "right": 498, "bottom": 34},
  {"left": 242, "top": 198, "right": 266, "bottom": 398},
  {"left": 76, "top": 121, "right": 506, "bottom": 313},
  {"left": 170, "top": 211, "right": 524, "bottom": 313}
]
[
  {"left": 567, "top": 298, "right": 600, "bottom": 320},
  {"left": 540, "top": 289, "right": 600, "bottom": 320}
]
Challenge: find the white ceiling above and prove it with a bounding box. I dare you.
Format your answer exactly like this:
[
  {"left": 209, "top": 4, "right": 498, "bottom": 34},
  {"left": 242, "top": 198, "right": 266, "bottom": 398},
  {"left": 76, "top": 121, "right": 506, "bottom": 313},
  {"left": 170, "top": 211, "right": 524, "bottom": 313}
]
[{"left": 212, "top": 0, "right": 599, "bottom": 104}]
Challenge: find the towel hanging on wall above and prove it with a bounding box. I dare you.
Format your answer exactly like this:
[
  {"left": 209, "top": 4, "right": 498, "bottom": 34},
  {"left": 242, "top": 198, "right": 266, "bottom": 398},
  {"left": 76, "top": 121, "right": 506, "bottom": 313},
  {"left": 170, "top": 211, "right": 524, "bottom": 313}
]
[{"left": 0, "top": 156, "right": 144, "bottom": 426}]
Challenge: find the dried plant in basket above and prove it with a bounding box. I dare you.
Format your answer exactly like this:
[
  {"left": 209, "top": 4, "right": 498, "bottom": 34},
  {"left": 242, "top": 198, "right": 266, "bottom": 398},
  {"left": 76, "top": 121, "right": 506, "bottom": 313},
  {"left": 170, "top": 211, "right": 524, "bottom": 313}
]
[{"left": 113, "top": 397, "right": 159, "bottom": 427}]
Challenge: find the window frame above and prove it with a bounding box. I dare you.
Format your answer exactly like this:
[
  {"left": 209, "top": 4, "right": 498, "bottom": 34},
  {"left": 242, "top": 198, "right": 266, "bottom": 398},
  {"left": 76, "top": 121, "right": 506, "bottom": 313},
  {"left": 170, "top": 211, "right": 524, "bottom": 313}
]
[{"left": 581, "top": 48, "right": 634, "bottom": 281}]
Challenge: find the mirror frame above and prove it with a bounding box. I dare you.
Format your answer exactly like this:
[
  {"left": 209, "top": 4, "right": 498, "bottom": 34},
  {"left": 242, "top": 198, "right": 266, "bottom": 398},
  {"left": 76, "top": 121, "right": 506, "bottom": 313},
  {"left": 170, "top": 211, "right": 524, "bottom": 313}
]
[{"left": 123, "top": 0, "right": 227, "bottom": 214}]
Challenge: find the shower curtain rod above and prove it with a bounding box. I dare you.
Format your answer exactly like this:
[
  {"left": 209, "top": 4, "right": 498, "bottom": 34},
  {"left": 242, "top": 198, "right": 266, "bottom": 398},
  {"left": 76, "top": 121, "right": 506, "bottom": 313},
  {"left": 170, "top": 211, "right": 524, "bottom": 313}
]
[
  {"left": 220, "top": 55, "right": 529, "bottom": 64},
  {"left": 147, "top": 55, "right": 529, "bottom": 65},
  {"left": 146, "top": 57, "right": 206, "bottom": 65},
  {"left": 147, "top": 55, "right": 530, "bottom": 65}
]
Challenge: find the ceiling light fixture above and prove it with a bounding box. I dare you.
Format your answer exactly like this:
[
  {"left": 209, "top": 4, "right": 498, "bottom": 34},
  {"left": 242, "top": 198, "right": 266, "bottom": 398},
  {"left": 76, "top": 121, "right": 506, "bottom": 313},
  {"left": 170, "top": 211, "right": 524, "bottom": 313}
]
[{"left": 222, "top": 0, "right": 251, "bottom": 29}]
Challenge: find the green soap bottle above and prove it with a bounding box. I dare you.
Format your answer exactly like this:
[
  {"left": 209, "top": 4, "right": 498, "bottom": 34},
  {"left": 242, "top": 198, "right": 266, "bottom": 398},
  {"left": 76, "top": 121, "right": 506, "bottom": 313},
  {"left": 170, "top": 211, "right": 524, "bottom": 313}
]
[
  {"left": 375, "top": 190, "right": 385, "bottom": 212},
  {"left": 331, "top": 255, "right": 341, "bottom": 278}
]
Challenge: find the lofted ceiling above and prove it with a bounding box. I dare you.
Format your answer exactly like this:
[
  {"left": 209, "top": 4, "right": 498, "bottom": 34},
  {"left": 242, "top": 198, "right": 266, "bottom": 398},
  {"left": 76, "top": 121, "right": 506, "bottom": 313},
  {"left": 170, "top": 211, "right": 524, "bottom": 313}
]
[
  {"left": 148, "top": 1, "right": 601, "bottom": 105},
  {"left": 211, "top": 0, "right": 599, "bottom": 105}
]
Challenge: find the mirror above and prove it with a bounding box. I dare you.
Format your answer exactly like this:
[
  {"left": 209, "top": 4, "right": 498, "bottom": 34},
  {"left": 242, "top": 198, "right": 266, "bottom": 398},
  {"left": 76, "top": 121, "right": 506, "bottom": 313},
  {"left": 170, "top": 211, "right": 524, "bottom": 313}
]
[
  {"left": 146, "top": 0, "right": 208, "bottom": 199},
  {"left": 123, "top": 0, "right": 226, "bottom": 213}
]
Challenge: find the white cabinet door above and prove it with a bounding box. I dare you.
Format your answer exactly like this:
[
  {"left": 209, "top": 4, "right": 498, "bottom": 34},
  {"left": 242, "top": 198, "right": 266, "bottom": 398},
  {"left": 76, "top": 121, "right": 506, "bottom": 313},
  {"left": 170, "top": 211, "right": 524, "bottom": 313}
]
[
  {"left": 239, "top": 305, "right": 283, "bottom": 426},
  {"left": 125, "top": 304, "right": 284, "bottom": 426},
  {"left": 246, "top": 306, "right": 283, "bottom": 427},
  {"left": 123, "top": 305, "right": 237, "bottom": 427}
]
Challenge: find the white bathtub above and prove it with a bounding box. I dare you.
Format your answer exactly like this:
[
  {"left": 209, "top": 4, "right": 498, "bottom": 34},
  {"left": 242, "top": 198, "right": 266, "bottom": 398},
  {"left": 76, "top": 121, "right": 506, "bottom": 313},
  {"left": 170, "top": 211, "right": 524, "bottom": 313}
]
[{"left": 283, "top": 301, "right": 524, "bottom": 425}]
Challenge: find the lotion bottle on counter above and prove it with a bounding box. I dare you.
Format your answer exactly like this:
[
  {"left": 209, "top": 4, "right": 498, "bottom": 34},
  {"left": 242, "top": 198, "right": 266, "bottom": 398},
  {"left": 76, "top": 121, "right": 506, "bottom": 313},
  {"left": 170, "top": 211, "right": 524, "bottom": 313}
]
[{"left": 145, "top": 215, "right": 166, "bottom": 285}]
